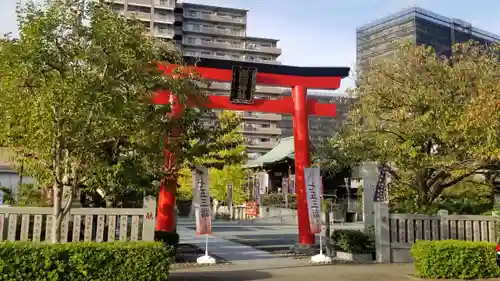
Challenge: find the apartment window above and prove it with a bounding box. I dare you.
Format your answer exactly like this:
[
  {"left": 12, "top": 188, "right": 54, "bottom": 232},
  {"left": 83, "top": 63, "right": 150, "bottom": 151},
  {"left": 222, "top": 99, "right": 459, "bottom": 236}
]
[
  {"left": 216, "top": 52, "right": 227, "bottom": 57},
  {"left": 201, "top": 51, "right": 212, "bottom": 56},
  {"left": 158, "top": 26, "right": 169, "bottom": 33},
  {"left": 187, "top": 10, "right": 197, "bottom": 16},
  {"left": 127, "top": 6, "right": 137, "bottom": 11},
  {"left": 158, "top": 12, "right": 169, "bottom": 20},
  {"left": 202, "top": 11, "right": 212, "bottom": 16},
  {"left": 158, "top": 0, "right": 168, "bottom": 5},
  {"left": 260, "top": 138, "right": 270, "bottom": 143},
  {"left": 187, "top": 38, "right": 195, "bottom": 44},
  {"left": 139, "top": 7, "right": 150, "bottom": 13},
  {"left": 261, "top": 124, "right": 270, "bottom": 128}
]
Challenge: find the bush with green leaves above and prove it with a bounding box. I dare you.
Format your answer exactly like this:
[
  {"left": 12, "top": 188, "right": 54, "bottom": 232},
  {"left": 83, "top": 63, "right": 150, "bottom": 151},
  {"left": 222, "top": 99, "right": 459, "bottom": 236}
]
[
  {"left": 330, "top": 229, "right": 374, "bottom": 254},
  {"left": 0, "top": 241, "right": 173, "bottom": 281},
  {"left": 260, "top": 194, "right": 297, "bottom": 208},
  {"left": 411, "top": 240, "right": 500, "bottom": 279}
]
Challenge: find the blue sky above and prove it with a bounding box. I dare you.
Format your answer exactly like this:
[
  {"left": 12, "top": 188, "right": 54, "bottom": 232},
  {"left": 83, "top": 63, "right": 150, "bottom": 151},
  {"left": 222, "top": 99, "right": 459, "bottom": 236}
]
[{"left": 1, "top": 0, "right": 499, "bottom": 93}]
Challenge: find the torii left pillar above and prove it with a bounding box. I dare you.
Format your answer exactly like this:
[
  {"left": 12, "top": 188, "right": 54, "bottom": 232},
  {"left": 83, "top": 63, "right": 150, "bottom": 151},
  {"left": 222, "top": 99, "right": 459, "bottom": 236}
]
[{"left": 155, "top": 93, "right": 183, "bottom": 232}]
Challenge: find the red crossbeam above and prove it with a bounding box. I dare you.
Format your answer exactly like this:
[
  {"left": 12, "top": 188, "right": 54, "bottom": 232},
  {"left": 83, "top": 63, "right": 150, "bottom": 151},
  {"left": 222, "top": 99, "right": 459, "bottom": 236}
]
[
  {"left": 158, "top": 65, "right": 342, "bottom": 90},
  {"left": 153, "top": 92, "right": 337, "bottom": 117}
]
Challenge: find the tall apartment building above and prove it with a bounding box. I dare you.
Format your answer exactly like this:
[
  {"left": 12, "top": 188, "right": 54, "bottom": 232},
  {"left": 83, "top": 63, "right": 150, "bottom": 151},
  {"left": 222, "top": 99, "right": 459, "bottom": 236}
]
[
  {"left": 279, "top": 92, "right": 352, "bottom": 145},
  {"left": 357, "top": 7, "right": 500, "bottom": 74},
  {"left": 103, "top": 0, "right": 283, "bottom": 158}
]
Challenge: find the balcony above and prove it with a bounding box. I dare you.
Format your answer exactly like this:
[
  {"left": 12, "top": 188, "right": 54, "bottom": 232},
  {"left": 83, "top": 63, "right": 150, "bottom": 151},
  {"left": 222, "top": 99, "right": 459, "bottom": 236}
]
[
  {"left": 182, "top": 25, "right": 245, "bottom": 37},
  {"left": 242, "top": 125, "right": 282, "bottom": 135},
  {"left": 245, "top": 141, "right": 276, "bottom": 149},
  {"left": 154, "top": 14, "right": 175, "bottom": 23},
  {"left": 246, "top": 45, "right": 282, "bottom": 55},
  {"left": 125, "top": 11, "right": 151, "bottom": 22},
  {"left": 242, "top": 112, "right": 282, "bottom": 121},
  {"left": 183, "top": 11, "right": 245, "bottom": 25},
  {"left": 191, "top": 40, "right": 245, "bottom": 51},
  {"left": 154, "top": 29, "right": 174, "bottom": 38},
  {"left": 155, "top": 0, "right": 175, "bottom": 10}
]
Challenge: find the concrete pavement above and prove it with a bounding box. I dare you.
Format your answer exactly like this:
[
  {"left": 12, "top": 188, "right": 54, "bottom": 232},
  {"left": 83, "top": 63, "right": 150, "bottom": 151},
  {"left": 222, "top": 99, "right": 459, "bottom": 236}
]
[
  {"left": 178, "top": 224, "right": 304, "bottom": 266},
  {"left": 169, "top": 263, "right": 417, "bottom": 281}
]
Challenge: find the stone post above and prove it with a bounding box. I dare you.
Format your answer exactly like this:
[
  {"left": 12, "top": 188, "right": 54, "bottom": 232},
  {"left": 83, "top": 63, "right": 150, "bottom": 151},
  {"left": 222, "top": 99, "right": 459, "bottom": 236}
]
[
  {"left": 374, "top": 202, "right": 391, "bottom": 263},
  {"left": 142, "top": 196, "right": 157, "bottom": 241}
]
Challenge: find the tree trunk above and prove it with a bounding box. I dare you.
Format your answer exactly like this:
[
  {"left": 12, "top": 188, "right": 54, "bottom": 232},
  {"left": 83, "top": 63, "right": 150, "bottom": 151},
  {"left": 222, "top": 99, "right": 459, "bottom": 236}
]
[{"left": 51, "top": 183, "right": 62, "bottom": 243}]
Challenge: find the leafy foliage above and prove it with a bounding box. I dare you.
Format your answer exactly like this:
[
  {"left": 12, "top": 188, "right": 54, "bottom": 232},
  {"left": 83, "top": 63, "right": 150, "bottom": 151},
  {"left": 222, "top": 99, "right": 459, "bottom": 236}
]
[
  {"left": 0, "top": 0, "right": 203, "bottom": 240},
  {"left": 312, "top": 132, "right": 360, "bottom": 176},
  {"left": 182, "top": 111, "right": 247, "bottom": 169},
  {"left": 0, "top": 241, "right": 173, "bottom": 281},
  {"left": 411, "top": 240, "right": 500, "bottom": 279},
  {"left": 177, "top": 111, "right": 248, "bottom": 203},
  {"left": 330, "top": 229, "right": 375, "bottom": 254},
  {"left": 343, "top": 41, "right": 500, "bottom": 209}
]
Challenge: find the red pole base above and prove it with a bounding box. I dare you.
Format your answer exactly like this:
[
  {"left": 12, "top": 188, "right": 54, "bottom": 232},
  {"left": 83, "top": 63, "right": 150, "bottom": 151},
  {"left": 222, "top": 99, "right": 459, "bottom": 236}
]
[{"left": 156, "top": 178, "right": 177, "bottom": 232}]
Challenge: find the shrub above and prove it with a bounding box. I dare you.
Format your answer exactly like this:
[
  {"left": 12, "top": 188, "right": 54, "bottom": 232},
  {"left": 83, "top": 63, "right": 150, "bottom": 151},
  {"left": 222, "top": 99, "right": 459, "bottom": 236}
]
[
  {"left": 155, "top": 231, "right": 180, "bottom": 249},
  {"left": 411, "top": 240, "right": 500, "bottom": 279},
  {"left": 330, "top": 229, "right": 374, "bottom": 254},
  {"left": 260, "top": 194, "right": 297, "bottom": 208},
  {"left": 0, "top": 241, "right": 173, "bottom": 281}
]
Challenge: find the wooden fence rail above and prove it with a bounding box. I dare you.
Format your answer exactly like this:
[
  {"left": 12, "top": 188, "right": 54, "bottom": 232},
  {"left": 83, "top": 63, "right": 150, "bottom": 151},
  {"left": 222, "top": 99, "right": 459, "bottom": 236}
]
[
  {"left": 0, "top": 196, "right": 156, "bottom": 243},
  {"left": 374, "top": 203, "right": 499, "bottom": 263}
]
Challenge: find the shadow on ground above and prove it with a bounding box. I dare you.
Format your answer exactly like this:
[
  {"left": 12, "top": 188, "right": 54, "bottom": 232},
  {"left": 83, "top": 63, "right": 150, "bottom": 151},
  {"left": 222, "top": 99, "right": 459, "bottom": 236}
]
[{"left": 168, "top": 269, "right": 273, "bottom": 281}]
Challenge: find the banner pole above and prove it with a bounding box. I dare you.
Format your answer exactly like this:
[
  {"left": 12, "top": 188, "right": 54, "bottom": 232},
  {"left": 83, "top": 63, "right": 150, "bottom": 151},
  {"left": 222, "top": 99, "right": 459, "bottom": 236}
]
[
  {"left": 319, "top": 232, "right": 323, "bottom": 255},
  {"left": 205, "top": 234, "right": 208, "bottom": 256}
]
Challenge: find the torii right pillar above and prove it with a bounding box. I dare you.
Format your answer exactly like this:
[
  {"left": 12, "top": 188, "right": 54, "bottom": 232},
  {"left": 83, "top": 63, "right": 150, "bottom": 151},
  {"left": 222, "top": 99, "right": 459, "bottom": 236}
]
[{"left": 292, "top": 85, "right": 314, "bottom": 245}]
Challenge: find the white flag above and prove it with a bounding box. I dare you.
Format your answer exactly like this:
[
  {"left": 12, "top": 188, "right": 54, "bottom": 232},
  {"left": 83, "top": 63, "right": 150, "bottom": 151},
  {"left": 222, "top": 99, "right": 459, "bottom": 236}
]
[
  {"left": 258, "top": 172, "right": 268, "bottom": 195},
  {"left": 304, "top": 167, "right": 322, "bottom": 234},
  {"left": 193, "top": 166, "right": 211, "bottom": 235}
]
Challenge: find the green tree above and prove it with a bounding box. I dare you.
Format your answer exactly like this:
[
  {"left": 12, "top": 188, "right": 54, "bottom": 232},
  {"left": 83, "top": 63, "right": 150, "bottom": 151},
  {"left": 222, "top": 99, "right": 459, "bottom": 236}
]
[
  {"left": 344, "top": 42, "right": 500, "bottom": 211},
  {"left": 313, "top": 131, "right": 360, "bottom": 176},
  {"left": 177, "top": 111, "right": 248, "bottom": 203},
  {"left": 184, "top": 111, "right": 247, "bottom": 169},
  {"left": 0, "top": 0, "right": 202, "bottom": 241}
]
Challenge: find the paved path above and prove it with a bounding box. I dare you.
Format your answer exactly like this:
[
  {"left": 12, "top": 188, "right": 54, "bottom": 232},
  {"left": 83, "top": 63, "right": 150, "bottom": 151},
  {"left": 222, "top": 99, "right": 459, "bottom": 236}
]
[
  {"left": 178, "top": 218, "right": 363, "bottom": 255},
  {"left": 178, "top": 225, "right": 303, "bottom": 266},
  {"left": 169, "top": 263, "right": 417, "bottom": 281}
]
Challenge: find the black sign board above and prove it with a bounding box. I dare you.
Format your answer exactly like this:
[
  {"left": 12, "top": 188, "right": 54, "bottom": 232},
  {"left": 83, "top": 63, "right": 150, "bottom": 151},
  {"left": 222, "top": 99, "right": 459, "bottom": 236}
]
[{"left": 230, "top": 66, "right": 257, "bottom": 105}]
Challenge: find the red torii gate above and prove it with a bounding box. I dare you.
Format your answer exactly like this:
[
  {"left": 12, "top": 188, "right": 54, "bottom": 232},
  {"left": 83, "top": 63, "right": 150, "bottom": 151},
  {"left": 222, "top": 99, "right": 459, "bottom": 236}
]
[{"left": 153, "top": 57, "right": 349, "bottom": 245}]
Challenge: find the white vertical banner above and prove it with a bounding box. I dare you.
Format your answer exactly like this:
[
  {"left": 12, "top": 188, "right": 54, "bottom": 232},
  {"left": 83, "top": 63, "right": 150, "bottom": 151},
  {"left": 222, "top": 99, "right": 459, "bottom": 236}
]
[
  {"left": 304, "top": 167, "right": 322, "bottom": 234},
  {"left": 289, "top": 175, "right": 296, "bottom": 194},
  {"left": 193, "top": 166, "right": 212, "bottom": 235},
  {"left": 258, "top": 172, "right": 268, "bottom": 195}
]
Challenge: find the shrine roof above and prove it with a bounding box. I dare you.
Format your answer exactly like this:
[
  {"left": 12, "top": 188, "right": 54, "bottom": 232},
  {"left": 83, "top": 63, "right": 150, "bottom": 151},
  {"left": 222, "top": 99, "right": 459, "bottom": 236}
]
[
  {"left": 183, "top": 56, "right": 350, "bottom": 78},
  {"left": 245, "top": 137, "right": 294, "bottom": 168}
]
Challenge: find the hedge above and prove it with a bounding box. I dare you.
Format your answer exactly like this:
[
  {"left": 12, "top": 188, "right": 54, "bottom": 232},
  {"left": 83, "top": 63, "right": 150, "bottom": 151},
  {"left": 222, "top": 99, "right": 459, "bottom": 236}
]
[
  {"left": 411, "top": 240, "right": 500, "bottom": 279},
  {"left": 0, "top": 241, "right": 173, "bottom": 281},
  {"left": 330, "top": 229, "right": 375, "bottom": 254}
]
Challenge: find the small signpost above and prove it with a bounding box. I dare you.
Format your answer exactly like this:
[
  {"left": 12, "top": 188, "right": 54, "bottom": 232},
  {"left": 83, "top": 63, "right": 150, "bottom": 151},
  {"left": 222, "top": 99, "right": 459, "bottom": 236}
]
[
  {"left": 193, "top": 166, "right": 216, "bottom": 265},
  {"left": 305, "top": 167, "right": 331, "bottom": 264},
  {"left": 245, "top": 201, "right": 259, "bottom": 218},
  {"left": 227, "top": 182, "right": 233, "bottom": 218},
  {"left": 289, "top": 175, "right": 296, "bottom": 194}
]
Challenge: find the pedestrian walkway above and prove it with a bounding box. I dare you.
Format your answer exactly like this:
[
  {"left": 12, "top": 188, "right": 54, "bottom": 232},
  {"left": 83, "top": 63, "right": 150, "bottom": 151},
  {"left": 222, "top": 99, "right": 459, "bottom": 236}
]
[
  {"left": 169, "top": 263, "right": 416, "bottom": 281},
  {"left": 178, "top": 225, "right": 305, "bottom": 266}
]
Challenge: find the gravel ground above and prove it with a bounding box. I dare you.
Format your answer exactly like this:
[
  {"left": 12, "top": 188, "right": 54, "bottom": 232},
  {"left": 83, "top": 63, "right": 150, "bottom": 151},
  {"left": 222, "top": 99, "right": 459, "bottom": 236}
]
[{"left": 171, "top": 244, "right": 231, "bottom": 269}]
